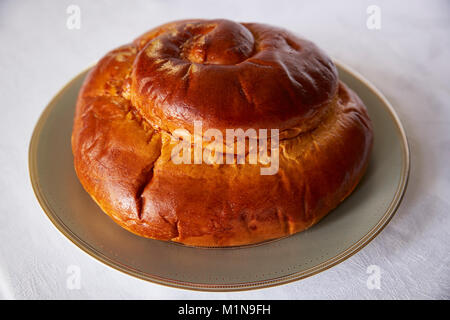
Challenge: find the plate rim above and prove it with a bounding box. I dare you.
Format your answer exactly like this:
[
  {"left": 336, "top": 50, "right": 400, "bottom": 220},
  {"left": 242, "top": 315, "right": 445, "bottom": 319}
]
[{"left": 28, "top": 59, "right": 411, "bottom": 292}]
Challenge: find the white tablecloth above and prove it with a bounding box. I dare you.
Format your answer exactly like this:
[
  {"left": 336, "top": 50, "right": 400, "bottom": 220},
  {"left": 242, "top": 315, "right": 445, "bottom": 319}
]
[{"left": 0, "top": 0, "right": 449, "bottom": 299}]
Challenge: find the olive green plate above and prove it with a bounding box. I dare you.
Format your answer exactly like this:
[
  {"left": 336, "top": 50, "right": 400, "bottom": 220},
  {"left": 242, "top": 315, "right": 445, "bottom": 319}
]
[{"left": 29, "top": 61, "right": 409, "bottom": 291}]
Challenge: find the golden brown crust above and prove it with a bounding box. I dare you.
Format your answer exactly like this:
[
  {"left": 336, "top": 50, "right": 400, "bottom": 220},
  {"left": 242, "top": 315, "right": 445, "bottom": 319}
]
[
  {"left": 131, "top": 19, "right": 338, "bottom": 134},
  {"left": 72, "top": 19, "right": 373, "bottom": 247}
]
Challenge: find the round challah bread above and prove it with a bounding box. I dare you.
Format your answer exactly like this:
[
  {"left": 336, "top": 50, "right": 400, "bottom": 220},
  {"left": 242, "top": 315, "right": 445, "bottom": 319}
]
[{"left": 72, "top": 19, "right": 373, "bottom": 247}]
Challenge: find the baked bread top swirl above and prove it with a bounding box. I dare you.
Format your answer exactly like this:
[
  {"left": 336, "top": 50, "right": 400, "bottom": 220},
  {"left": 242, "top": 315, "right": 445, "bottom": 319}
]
[
  {"left": 131, "top": 20, "right": 338, "bottom": 134},
  {"left": 72, "top": 19, "right": 373, "bottom": 247}
]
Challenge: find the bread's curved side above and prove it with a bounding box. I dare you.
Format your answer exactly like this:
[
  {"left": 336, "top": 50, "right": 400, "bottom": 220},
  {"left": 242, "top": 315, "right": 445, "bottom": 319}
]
[{"left": 134, "top": 82, "right": 373, "bottom": 246}]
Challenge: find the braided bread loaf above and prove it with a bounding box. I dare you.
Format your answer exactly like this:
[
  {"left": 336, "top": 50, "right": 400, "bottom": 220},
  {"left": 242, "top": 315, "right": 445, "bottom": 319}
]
[{"left": 72, "top": 19, "right": 373, "bottom": 247}]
